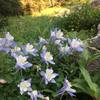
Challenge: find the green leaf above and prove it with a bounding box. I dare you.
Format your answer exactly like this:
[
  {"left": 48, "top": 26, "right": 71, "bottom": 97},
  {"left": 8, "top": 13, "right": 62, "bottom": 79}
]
[
  {"left": 78, "top": 60, "right": 99, "bottom": 99},
  {"left": 81, "top": 49, "right": 90, "bottom": 61},
  {"left": 88, "top": 52, "right": 100, "bottom": 63},
  {"left": 95, "top": 88, "right": 100, "bottom": 100},
  {"left": 73, "top": 79, "right": 92, "bottom": 95}
]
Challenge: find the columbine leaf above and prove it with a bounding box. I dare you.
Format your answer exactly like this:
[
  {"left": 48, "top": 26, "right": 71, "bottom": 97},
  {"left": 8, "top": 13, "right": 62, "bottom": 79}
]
[
  {"left": 88, "top": 52, "right": 100, "bottom": 63},
  {"left": 78, "top": 60, "right": 98, "bottom": 99},
  {"left": 80, "top": 49, "right": 90, "bottom": 61},
  {"left": 72, "top": 79, "right": 93, "bottom": 95}
]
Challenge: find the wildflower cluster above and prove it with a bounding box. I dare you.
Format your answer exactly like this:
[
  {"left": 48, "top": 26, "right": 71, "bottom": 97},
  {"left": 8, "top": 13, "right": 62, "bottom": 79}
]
[{"left": 0, "top": 29, "right": 85, "bottom": 99}]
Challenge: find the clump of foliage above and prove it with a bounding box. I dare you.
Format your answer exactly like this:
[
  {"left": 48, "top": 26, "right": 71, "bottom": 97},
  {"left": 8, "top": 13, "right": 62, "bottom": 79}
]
[
  {"left": 0, "top": 17, "right": 8, "bottom": 29},
  {"left": 56, "top": 5, "right": 100, "bottom": 33},
  {"left": 0, "top": 0, "right": 23, "bottom": 30},
  {"left": 0, "top": 0, "right": 23, "bottom": 16},
  {"left": 0, "top": 30, "right": 100, "bottom": 100}
]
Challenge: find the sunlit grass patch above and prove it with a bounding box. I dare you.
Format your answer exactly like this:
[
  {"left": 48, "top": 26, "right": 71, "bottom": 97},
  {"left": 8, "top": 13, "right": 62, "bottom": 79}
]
[{"left": 32, "top": 7, "right": 70, "bottom": 16}]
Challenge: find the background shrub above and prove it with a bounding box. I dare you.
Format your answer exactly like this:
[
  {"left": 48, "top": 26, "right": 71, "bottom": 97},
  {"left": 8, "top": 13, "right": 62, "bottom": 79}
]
[
  {"left": 55, "top": 5, "right": 100, "bottom": 34},
  {"left": 0, "top": 0, "right": 23, "bottom": 29},
  {"left": 0, "top": 0, "right": 23, "bottom": 16},
  {"left": 0, "top": 17, "right": 8, "bottom": 29}
]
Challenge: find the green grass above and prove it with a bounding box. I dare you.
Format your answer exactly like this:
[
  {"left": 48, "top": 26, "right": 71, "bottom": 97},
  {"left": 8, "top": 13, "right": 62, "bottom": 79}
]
[
  {"left": 0, "top": 15, "right": 58, "bottom": 43},
  {"left": 0, "top": 6, "right": 70, "bottom": 43},
  {"left": 0, "top": 6, "right": 68, "bottom": 43}
]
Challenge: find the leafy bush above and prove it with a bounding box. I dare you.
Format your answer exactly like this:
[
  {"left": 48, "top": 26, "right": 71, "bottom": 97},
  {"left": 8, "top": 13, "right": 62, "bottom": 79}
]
[
  {"left": 0, "top": 17, "right": 8, "bottom": 29},
  {"left": 0, "top": 0, "right": 23, "bottom": 16},
  {"left": 56, "top": 5, "right": 100, "bottom": 33},
  {"left": 0, "top": 0, "right": 23, "bottom": 30}
]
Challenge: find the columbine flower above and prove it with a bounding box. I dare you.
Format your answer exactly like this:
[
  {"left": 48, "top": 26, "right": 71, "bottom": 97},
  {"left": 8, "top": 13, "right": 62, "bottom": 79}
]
[
  {"left": 40, "top": 68, "right": 58, "bottom": 85},
  {"left": 59, "top": 45, "right": 72, "bottom": 55},
  {"left": 41, "top": 50, "right": 55, "bottom": 65},
  {"left": 23, "top": 43, "right": 38, "bottom": 56},
  {"left": 54, "top": 40, "right": 61, "bottom": 45},
  {"left": 51, "top": 29, "right": 64, "bottom": 40},
  {"left": 12, "top": 46, "right": 21, "bottom": 52},
  {"left": 15, "top": 55, "right": 32, "bottom": 70},
  {"left": 5, "top": 32, "right": 14, "bottom": 41},
  {"left": 4, "top": 32, "right": 16, "bottom": 48},
  {"left": 0, "top": 32, "right": 16, "bottom": 53},
  {"left": 42, "top": 45, "right": 47, "bottom": 51},
  {"left": 0, "top": 38, "right": 9, "bottom": 53},
  {"left": 11, "top": 46, "right": 21, "bottom": 57},
  {"left": 0, "top": 38, "right": 5, "bottom": 46},
  {"left": 18, "top": 79, "right": 32, "bottom": 95},
  {"left": 28, "top": 90, "right": 44, "bottom": 100},
  {"left": 57, "top": 79, "right": 76, "bottom": 96},
  {"left": 39, "top": 37, "right": 48, "bottom": 46},
  {"left": 0, "top": 38, "right": 16, "bottom": 53},
  {"left": 70, "top": 39, "right": 84, "bottom": 52}
]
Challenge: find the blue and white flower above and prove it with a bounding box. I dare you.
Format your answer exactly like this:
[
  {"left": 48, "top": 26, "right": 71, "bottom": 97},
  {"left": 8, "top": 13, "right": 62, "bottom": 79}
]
[
  {"left": 23, "top": 43, "right": 38, "bottom": 56},
  {"left": 59, "top": 44, "right": 72, "bottom": 55},
  {"left": 42, "top": 45, "right": 47, "bottom": 51},
  {"left": 18, "top": 79, "right": 32, "bottom": 95},
  {"left": 0, "top": 41, "right": 16, "bottom": 53},
  {"left": 15, "top": 55, "right": 32, "bottom": 70},
  {"left": 41, "top": 50, "right": 55, "bottom": 65},
  {"left": 40, "top": 68, "right": 58, "bottom": 85},
  {"left": 11, "top": 46, "right": 21, "bottom": 52},
  {"left": 51, "top": 29, "right": 64, "bottom": 40},
  {"left": 5, "top": 32, "right": 14, "bottom": 41},
  {"left": 28, "top": 90, "right": 44, "bottom": 100},
  {"left": 0, "top": 32, "right": 16, "bottom": 53},
  {"left": 57, "top": 79, "right": 76, "bottom": 96},
  {"left": 39, "top": 37, "right": 48, "bottom": 46},
  {"left": 11, "top": 46, "right": 22, "bottom": 57},
  {"left": 54, "top": 40, "right": 62, "bottom": 46},
  {"left": 5, "top": 32, "right": 16, "bottom": 48},
  {"left": 70, "top": 39, "right": 84, "bottom": 52},
  {"left": 0, "top": 38, "right": 10, "bottom": 53}
]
